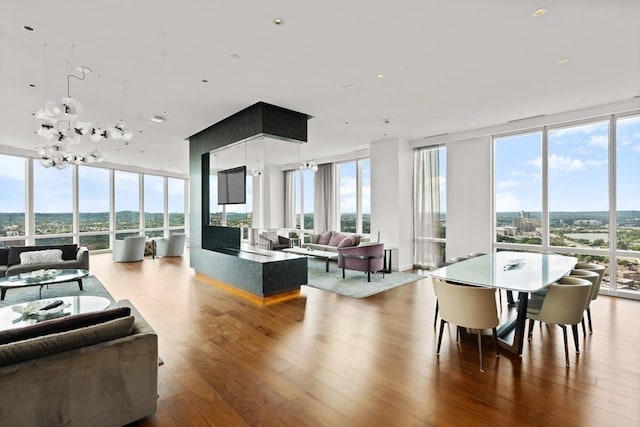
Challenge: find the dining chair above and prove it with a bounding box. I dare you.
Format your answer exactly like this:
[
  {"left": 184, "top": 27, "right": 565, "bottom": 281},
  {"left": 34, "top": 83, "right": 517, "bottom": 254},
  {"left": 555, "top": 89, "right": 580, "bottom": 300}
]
[
  {"left": 432, "top": 278, "right": 500, "bottom": 372},
  {"left": 567, "top": 268, "right": 600, "bottom": 335},
  {"left": 573, "top": 262, "right": 605, "bottom": 333},
  {"left": 526, "top": 276, "right": 592, "bottom": 367}
]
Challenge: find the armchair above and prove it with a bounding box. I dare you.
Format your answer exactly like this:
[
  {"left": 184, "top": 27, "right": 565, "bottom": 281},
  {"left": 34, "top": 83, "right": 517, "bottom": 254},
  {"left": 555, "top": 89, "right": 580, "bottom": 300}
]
[
  {"left": 338, "top": 243, "right": 384, "bottom": 282},
  {"left": 155, "top": 233, "right": 187, "bottom": 257},
  {"left": 112, "top": 236, "right": 147, "bottom": 263}
]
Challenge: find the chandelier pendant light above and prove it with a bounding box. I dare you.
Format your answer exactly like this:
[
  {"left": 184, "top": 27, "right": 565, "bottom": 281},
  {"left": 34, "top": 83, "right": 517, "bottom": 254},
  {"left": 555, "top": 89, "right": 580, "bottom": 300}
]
[{"left": 35, "top": 45, "right": 133, "bottom": 169}]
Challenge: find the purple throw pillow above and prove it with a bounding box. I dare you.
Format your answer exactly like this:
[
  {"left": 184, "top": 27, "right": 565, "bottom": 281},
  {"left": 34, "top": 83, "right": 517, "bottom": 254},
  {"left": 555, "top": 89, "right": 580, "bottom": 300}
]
[
  {"left": 328, "top": 232, "right": 347, "bottom": 247},
  {"left": 337, "top": 236, "right": 357, "bottom": 248},
  {"left": 317, "top": 231, "right": 332, "bottom": 245}
]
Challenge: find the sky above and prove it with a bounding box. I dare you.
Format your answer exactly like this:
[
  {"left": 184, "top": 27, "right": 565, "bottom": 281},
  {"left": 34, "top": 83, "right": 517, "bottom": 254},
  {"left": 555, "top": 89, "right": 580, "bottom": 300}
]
[{"left": 495, "top": 116, "right": 640, "bottom": 213}]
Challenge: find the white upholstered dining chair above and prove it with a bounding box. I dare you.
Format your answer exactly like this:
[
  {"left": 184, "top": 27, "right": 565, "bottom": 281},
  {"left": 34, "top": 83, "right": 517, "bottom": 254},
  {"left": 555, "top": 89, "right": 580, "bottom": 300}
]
[
  {"left": 432, "top": 278, "right": 500, "bottom": 372},
  {"left": 526, "top": 276, "right": 592, "bottom": 367}
]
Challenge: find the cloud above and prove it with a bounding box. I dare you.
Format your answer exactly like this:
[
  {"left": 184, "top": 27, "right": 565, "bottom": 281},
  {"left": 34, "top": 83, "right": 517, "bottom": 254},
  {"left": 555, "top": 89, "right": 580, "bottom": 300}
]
[
  {"left": 495, "top": 191, "right": 521, "bottom": 212},
  {"left": 498, "top": 180, "right": 520, "bottom": 190},
  {"left": 587, "top": 134, "right": 608, "bottom": 149},
  {"left": 548, "top": 153, "right": 585, "bottom": 174}
]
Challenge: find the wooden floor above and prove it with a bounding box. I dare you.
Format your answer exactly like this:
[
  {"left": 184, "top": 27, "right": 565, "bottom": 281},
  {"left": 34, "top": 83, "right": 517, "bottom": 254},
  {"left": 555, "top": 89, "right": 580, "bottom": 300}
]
[{"left": 90, "top": 252, "right": 640, "bottom": 427}]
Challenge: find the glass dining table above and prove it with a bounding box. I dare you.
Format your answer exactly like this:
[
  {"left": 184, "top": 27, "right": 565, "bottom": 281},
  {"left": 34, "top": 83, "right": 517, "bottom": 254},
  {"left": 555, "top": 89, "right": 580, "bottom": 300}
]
[{"left": 429, "top": 251, "right": 577, "bottom": 355}]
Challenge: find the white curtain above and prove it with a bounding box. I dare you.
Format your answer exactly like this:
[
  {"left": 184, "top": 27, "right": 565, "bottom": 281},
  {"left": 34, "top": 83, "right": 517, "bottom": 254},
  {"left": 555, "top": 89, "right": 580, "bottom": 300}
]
[
  {"left": 413, "top": 147, "right": 443, "bottom": 268},
  {"left": 314, "top": 163, "right": 337, "bottom": 232},
  {"left": 284, "top": 170, "right": 296, "bottom": 228}
]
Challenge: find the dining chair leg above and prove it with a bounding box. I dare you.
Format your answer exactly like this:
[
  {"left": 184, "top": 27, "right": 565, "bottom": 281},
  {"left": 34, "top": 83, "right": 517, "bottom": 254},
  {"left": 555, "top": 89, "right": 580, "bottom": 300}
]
[
  {"left": 436, "top": 319, "right": 446, "bottom": 355},
  {"left": 528, "top": 319, "right": 535, "bottom": 339},
  {"left": 581, "top": 318, "right": 586, "bottom": 336},
  {"left": 477, "top": 332, "right": 484, "bottom": 372},
  {"left": 456, "top": 326, "right": 460, "bottom": 343},
  {"left": 586, "top": 307, "right": 593, "bottom": 333},
  {"left": 492, "top": 327, "right": 500, "bottom": 358},
  {"left": 433, "top": 300, "right": 439, "bottom": 328},
  {"left": 571, "top": 324, "right": 580, "bottom": 353},
  {"left": 559, "top": 324, "right": 570, "bottom": 368}
]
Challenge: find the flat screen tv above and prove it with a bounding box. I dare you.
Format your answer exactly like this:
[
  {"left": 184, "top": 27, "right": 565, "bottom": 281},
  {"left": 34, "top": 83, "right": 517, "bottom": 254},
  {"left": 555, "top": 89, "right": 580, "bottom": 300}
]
[{"left": 217, "top": 166, "right": 246, "bottom": 205}]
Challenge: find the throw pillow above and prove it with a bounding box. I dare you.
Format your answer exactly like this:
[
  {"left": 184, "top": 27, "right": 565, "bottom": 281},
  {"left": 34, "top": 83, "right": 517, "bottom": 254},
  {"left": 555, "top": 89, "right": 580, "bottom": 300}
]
[
  {"left": 328, "top": 232, "right": 347, "bottom": 247},
  {"left": 309, "top": 234, "right": 320, "bottom": 244},
  {"left": 19, "top": 249, "right": 63, "bottom": 265},
  {"left": 317, "top": 231, "right": 333, "bottom": 245},
  {"left": 337, "top": 236, "right": 357, "bottom": 248},
  {"left": 0, "top": 306, "right": 131, "bottom": 345}
]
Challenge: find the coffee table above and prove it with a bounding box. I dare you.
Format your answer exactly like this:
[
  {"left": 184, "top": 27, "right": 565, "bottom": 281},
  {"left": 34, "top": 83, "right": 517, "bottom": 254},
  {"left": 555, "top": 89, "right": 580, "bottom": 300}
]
[
  {"left": 0, "top": 295, "right": 111, "bottom": 331},
  {"left": 282, "top": 247, "right": 338, "bottom": 272},
  {"left": 0, "top": 269, "right": 89, "bottom": 301}
]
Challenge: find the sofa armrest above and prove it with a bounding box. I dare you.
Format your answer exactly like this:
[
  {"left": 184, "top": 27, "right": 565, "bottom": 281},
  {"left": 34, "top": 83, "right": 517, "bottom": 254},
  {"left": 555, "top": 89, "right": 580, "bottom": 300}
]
[{"left": 76, "top": 246, "right": 90, "bottom": 271}]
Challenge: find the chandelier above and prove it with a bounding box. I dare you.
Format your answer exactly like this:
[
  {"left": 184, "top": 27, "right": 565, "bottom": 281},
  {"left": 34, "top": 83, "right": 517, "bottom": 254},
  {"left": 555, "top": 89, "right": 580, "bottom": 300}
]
[
  {"left": 300, "top": 160, "right": 318, "bottom": 172},
  {"left": 34, "top": 47, "right": 133, "bottom": 169}
]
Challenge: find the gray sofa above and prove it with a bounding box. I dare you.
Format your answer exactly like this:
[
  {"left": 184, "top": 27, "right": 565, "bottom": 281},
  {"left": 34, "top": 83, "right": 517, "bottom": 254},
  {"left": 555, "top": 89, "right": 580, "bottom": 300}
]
[
  {"left": 0, "top": 299, "right": 158, "bottom": 426},
  {"left": 302, "top": 231, "right": 369, "bottom": 252},
  {"left": 0, "top": 244, "right": 90, "bottom": 276}
]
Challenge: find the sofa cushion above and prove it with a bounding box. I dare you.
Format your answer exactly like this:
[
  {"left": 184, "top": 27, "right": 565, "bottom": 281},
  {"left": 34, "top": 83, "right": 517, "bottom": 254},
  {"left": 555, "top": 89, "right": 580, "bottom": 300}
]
[
  {"left": 317, "top": 231, "right": 332, "bottom": 245},
  {"left": 0, "top": 315, "right": 134, "bottom": 367},
  {"left": 0, "top": 306, "right": 131, "bottom": 345},
  {"left": 0, "top": 248, "right": 8, "bottom": 266},
  {"left": 328, "top": 232, "right": 347, "bottom": 247},
  {"left": 19, "top": 249, "right": 63, "bottom": 265},
  {"left": 337, "top": 235, "right": 358, "bottom": 248}
]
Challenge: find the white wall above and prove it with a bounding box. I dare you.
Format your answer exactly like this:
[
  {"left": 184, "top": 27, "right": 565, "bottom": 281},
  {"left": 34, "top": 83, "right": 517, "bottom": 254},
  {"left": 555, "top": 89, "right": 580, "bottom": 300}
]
[
  {"left": 370, "top": 138, "right": 413, "bottom": 271},
  {"left": 445, "top": 136, "right": 492, "bottom": 258}
]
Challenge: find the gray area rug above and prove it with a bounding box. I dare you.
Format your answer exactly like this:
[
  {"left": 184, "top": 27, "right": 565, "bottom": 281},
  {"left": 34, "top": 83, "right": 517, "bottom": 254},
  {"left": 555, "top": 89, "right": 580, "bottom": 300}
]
[
  {"left": 305, "top": 259, "right": 423, "bottom": 298},
  {"left": 0, "top": 275, "right": 115, "bottom": 308}
]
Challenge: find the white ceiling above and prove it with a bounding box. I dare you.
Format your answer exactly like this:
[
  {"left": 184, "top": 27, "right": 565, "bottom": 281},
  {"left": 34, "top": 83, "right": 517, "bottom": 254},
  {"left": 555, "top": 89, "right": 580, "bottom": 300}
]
[{"left": 2, "top": 1, "right": 640, "bottom": 176}]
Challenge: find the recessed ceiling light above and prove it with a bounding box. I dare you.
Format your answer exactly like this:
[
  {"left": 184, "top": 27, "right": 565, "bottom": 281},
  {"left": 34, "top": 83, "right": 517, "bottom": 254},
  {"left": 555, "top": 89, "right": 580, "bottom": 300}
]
[
  {"left": 161, "top": 110, "right": 168, "bottom": 114},
  {"left": 202, "top": 79, "right": 208, "bottom": 83},
  {"left": 230, "top": 53, "right": 240, "bottom": 60},
  {"left": 532, "top": 8, "right": 548, "bottom": 17},
  {"left": 23, "top": 25, "right": 34, "bottom": 31},
  {"left": 29, "top": 84, "right": 36, "bottom": 88},
  {"left": 558, "top": 58, "right": 569, "bottom": 64},
  {"left": 377, "top": 73, "right": 384, "bottom": 79},
  {"left": 150, "top": 115, "right": 165, "bottom": 123},
  {"left": 344, "top": 84, "right": 354, "bottom": 91},
  {"left": 273, "top": 18, "right": 284, "bottom": 25}
]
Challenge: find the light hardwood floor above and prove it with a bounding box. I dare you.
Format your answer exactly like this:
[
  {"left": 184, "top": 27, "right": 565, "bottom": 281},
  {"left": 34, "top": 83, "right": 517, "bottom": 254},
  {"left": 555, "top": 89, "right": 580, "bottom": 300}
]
[{"left": 90, "top": 252, "right": 640, "bottom": 427}]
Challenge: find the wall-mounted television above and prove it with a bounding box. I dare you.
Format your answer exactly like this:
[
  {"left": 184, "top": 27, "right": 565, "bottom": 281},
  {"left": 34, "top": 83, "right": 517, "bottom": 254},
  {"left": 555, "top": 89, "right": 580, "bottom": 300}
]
[{"left": 217, "top": 166, "right": 246, "bottom": 205}]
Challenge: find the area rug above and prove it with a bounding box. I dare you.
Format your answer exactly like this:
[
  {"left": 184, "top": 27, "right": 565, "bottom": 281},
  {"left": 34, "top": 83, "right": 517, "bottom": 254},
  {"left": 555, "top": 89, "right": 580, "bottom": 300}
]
[
  {"left": 0, "top": 275, "right": 115, "bottom": 308},
  {"left": 304, "top": 259, "right": 423, "bottom": 298}
]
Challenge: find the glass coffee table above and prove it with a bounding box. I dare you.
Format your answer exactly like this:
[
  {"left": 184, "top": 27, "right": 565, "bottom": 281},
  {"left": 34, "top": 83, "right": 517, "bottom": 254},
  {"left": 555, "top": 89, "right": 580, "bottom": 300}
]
[
  {"left": 0, "top": 295, "right": 111, "bottom": 331},
  {"left": 0, "top": 269, "right": 89, "bottom": 301}
]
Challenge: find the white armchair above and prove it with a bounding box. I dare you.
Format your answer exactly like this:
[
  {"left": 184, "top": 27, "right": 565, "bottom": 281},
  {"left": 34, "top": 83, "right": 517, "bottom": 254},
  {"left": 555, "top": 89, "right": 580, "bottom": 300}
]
[
  {"left": 155, "top": 233, "right": 187, "bottom": 257},
  {"left": 112, "top": 235, "right": 147, "bottom": 262}
]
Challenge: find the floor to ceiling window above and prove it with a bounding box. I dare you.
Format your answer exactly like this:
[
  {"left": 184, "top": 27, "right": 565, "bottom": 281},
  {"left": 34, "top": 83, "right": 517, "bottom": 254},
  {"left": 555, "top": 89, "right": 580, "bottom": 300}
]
[
  {"left": 33, "top": 159, "right": 73, "bottom": 245},
  {"left": 114, "top": 171, "right": 140, "bottom": 240},
  {"left": 144, "top": 174, "right": 164, "bottom": 238},
  {"left": 493, "top": 112, "right": 640, "bottom": 299},
  {"left": 0, "top": 155, "right": 26, "bottom": 247},
  {"left": 494, "top": 132, "right": 542, "bottom": 246},
  {"left": 338, "top": 158, "right": 370, "bottom": 234},
  {"left": 78, "top": 165, "right": 110, "bottom": 250},
  {"left": 413, "top": 146, "right": 446, "bottom": 268},
  {"left": 168, "top": 177, "right": 186, "bottom": 234},
  {"left": 294, "top": 168, "right": 315, "bottom": 232}
]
